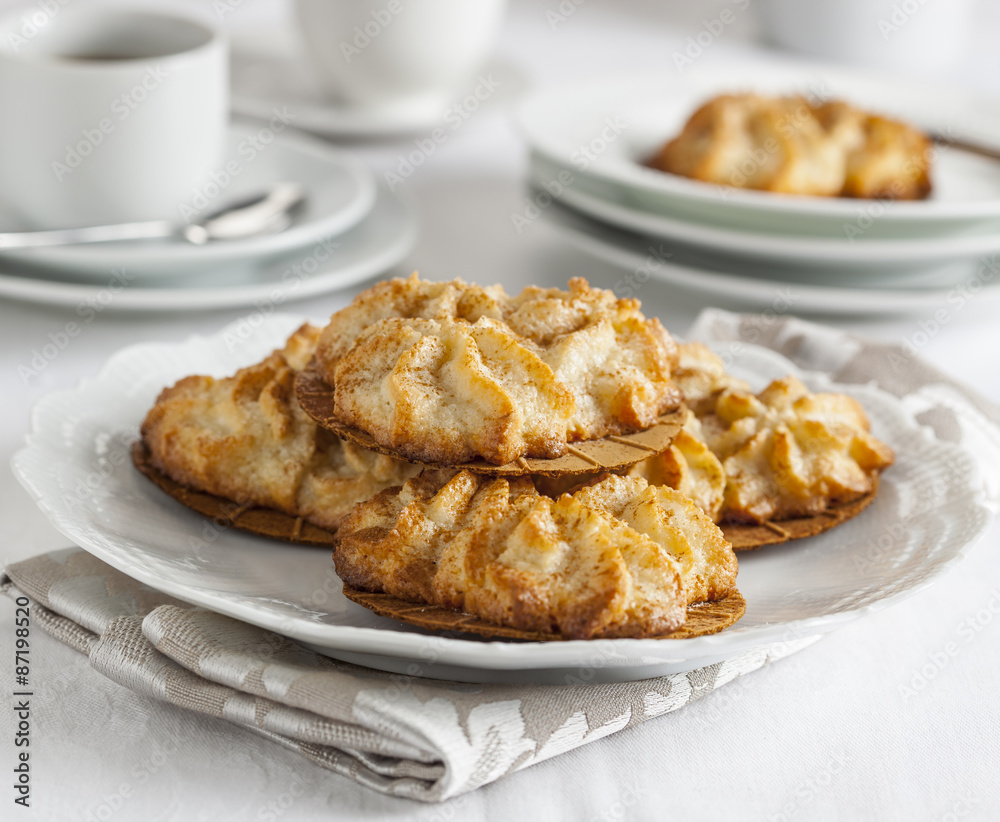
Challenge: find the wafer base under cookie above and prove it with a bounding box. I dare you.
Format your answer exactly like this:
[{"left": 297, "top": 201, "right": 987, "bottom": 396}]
[
  {"left": 722, "top": 479, "right": 879, "bottom": 552},
  {"left": 294, "top": 364, "right": 686, "bottom": 477},
  {"left": 341, "top": 585, "right": 746, "bottom": 641},
  {"left": 131, "top": 442, "right": 337, "bottom": 547}
]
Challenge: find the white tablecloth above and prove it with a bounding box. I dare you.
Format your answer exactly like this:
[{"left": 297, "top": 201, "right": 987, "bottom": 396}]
[{"left": 1, "top": 1, "right": 999, "bottom": 819}]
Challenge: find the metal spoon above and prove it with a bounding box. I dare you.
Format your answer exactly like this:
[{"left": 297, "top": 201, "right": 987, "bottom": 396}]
[{"left": 0, "top": 183, "right": 306, "bottom": 249}]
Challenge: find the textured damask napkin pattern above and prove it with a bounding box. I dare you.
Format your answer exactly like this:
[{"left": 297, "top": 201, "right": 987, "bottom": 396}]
[
  {"left": 0, "top": 550, "right": 815, "bottom": 802},
  {"left": 5, "top": 308, "right": 1000, "bottom": 802}
]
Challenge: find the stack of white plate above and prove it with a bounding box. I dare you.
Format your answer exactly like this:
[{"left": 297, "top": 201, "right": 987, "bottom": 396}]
[
  {"left": 0, "top": 122, "right": 416, "bottom": 311},
  {"left": 516, "top": 65, "right": 1000, "bottom": 315}
]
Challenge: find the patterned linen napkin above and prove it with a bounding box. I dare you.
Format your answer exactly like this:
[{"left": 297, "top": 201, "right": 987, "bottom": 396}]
[{"left": 4, "top": 308, "right": 999, "bottom": 803}]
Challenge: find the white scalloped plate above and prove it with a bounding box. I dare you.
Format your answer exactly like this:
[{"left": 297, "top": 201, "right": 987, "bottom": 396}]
[{"left": 11, "top": 315, "right": 995, "bottom": 683}]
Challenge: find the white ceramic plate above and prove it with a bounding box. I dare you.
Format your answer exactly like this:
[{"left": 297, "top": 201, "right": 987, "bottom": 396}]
[
  {"left": 11, "top": 315, "right": 993, "bottom": 683},
  {"left": 0, "top": 123, "right": 376, "bottom": 280},
  {"left": 0, "top": 181, "right": 415, "bottom": 311},
  {"left": 529, "top": 154, "right": 1000, "bottom": 275},
  {"left": 517, "top": 65, "right": 1000, "bottom": 239},
  {"left": 544, "top": 201, "right": 1000, "bottom": 315}
]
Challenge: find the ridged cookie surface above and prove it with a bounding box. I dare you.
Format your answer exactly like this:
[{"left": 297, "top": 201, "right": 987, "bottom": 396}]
[
  {"left": 140, "top": 324, "right": 420, "bottom": 531},
  {"left": 334, "top": 470, "right": 738, "bottom": 639},
  {"left": 703, "top": 375, "right": 895, "bottom": 523},
  {"left": 316, "top": 275, "right": 682, "bottom": 465},
  {"left": 672, "top": 342, "right": 751, "bottom": 416},
  {"left": 332, "top": 316, "right": 576, "bottom": 465},
  {"left": 626, "top": 409, "right": 726, "bottom": 523}
]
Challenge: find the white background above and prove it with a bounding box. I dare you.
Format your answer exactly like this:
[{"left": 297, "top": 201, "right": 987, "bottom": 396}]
[{"left": 1, "top": 0, "right": 999, "bottom": 819}]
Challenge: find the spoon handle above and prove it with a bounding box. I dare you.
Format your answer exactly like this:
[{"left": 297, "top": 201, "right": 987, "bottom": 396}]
[
  {"left": 0, "top": 220, "right": 175, "bottom": 249},
  {"left": 931, "top": 133, "right": 1000, "bottom": 163}
]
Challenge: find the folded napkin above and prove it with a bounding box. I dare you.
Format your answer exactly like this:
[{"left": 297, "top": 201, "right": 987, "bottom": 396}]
[
  {"left": 0, "top": 551, "right": 815, "bottom": 802},
  {"left": 5, "top": 308, "right": 999, "bottom": 803}
]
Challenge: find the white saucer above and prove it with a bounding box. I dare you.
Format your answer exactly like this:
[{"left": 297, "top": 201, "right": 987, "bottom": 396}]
[
  {"left": 231, "top": 48, "right": 443, "bottom": 137},
  {"left": 0, "top": 181, "right": 415, "bottom": 311},
  {"left": 230, "top": 30, "right": 503, "bottom": 138},
  {"left": 229, "top": 27, "right": 524, "bottom": 139},
  {"left": 517, "top": 65, "right": 1000, "bottom": 239},
  {"left": 11, "top": 315, "right": 992, "bottom": 683},
  {"left": 544, "top": 201, "right": 1000, "bottom": 315},
  {"left": 0, "top": 122, "right": 376, "bottom": 280}
]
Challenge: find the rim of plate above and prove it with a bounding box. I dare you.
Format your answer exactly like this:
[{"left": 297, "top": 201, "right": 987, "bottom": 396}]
[
  {"left": 545, "top": 202, "right": 1000, "bottom": 315},
  {"left": 531, "top": 160, "right": 1000, "bottom": 264},
  {"left": 9, "top": 314, "right": 995, "bottom": 670},
  {"left": 232, "top": 92, "right": 446, "bottom": 138},
  {"left": 516, "top": 65, "right": 1000, "bottom": 221}
]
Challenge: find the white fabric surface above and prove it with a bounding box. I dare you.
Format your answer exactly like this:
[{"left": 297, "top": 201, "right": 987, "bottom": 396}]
[{"left": 2, "top": 0, "right": 1000, "bottom": 819}]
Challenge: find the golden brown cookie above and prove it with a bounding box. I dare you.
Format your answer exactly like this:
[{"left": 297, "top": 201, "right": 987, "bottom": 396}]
[
  {"left": 551, "top": 343, "right": 893, "bottom": 548},
  {"left": 295, "top": 361, "right": 685, "bottom": 476},
  {"left": 334, "top": 470, "right": 742, "bottom": 640},
  {"left": 132, "top": 441, "right": 337, "bottom": 546},
  {"left": 703, "top": 376, "right": 894, "bottom": 523},
  {"left": 138, "top": 324, "right": 420, "bottom": 532},
  {"left": 341, "top": 585, "right": 746, "bottom": 641},
  {"left": 721, "top": 480, "right": 879, "bottom": 552},
  {"left": 651, "top": 93, "right": 931, "bottom": 200},
  {"left": 311, "top": 274, "right": 683, "bottom": 466},
  {"left": 626, "top": 408, "right": 726, "bottom": 522}
]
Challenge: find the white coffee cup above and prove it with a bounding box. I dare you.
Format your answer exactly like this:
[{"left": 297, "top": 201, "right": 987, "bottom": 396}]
[
  {"left": 294, "top": 0, "right": 506, "bottom": 113},
  {"left": 0, "top": 5, "right": 228, "bottom": 229},
  {"left": 755, "top": 0, "right": 975, "bottom": 76}
]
